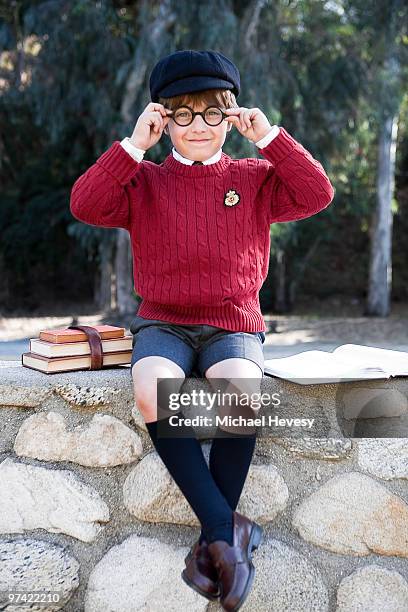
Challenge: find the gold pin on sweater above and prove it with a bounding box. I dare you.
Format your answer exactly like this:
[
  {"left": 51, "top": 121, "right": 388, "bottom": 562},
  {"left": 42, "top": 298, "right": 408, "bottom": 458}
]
[{"left": 224, "top": 190, "right": 240, "bottom": 207}]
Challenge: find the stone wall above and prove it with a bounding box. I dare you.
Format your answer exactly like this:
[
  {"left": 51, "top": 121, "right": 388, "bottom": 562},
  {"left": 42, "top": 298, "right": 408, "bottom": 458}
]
[{"left": 0, "top": 362, "right": 407, "bottom": 611}]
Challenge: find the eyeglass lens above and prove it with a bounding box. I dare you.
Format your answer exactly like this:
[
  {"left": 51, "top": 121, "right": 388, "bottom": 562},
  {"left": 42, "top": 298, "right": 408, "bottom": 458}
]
[{"left": 173, "top": 107, "right": 223, "bottom": 126}]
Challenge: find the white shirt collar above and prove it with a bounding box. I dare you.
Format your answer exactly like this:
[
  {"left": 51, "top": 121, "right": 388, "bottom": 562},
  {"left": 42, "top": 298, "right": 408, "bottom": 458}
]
[{"left": 172, "top": 147, "right": 222, "bottom": 165}]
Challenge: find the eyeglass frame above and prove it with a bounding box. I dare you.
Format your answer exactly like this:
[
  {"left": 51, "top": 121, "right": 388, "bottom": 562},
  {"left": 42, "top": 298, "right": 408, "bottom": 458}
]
[{"left": 167, "top": 105, "right": 229, "bottom": 127}]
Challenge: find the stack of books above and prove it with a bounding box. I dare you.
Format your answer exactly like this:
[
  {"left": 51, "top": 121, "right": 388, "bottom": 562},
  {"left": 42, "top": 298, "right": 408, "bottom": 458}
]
[{"left": 21, "top": 324, "right": 133, "bottom": 374}]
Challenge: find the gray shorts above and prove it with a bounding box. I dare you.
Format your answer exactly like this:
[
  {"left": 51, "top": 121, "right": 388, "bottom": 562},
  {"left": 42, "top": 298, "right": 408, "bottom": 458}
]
[{"left": 129, "top": 315, "right": 265, "bottom": 377}]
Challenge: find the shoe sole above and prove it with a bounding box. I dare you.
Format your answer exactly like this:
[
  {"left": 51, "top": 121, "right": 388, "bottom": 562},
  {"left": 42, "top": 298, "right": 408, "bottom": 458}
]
[
  {"left": 220, "top": 522, "right": 263, "bottom": 612},
  {"left": 181, "top": 568, "right": 221, "bottom": 601}
]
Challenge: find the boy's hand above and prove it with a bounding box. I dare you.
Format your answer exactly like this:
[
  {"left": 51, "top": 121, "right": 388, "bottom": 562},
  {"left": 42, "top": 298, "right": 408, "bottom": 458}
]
[
  {"left": 224, "top": 107, "right": 273, "bottom": 144},
  {"left": 129, "top": 102, "right": 173, "bottom": 151}
]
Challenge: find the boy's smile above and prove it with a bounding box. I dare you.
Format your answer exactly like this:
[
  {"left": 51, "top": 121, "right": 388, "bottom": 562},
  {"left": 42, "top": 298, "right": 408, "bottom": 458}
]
[{"left": 166, "top": 102, "right": 231, "bottom": 162}]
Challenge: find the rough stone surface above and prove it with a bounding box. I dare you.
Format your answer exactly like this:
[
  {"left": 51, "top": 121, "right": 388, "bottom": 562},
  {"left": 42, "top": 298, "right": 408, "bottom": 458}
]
[
  {"left": 84, "top": 534, "right": 206, "bottom": 611},
  {"left": 2, "top": 364, "right": 408, "bottom": 610},
  {"left": 267, "top": 437, "right": 353, "bottom": 460},
  {"left": 357, "top": 439, "right": 408, "bottom": 480},
  {"left": 292, "top": 471, "right": 408, "bottom": 556},
  {"left": 123, "top": 446, "right": 288, "bottom": 526},
  {"left": 14, "top": 411, "right": 143, "bottom": 467},
  {"left": 339, "top": 387, "right": 408, "bottom": 420},
  {"left": 131, "top": 404, "right": 147, "bottom": 432},
  {"left": 0, "top": 385, "right": 52, "bottom": 408},
  {"left": 0, "top": 458, "right": 109, "bottom": 542},
  {"left": 54, "top": 383, "right": 120, "bottom": 407},
  {"left": 208, "top": 538, "right": 329, "bottom": 612},
  {"left": 235, "top": 464, "right": 289, "bottom": 522},
  {"left": 0, "top": 537, "right": 80, "bottom": 611},
  {"left": 335, "top": 564, "right": 408, "bottom": 612}
]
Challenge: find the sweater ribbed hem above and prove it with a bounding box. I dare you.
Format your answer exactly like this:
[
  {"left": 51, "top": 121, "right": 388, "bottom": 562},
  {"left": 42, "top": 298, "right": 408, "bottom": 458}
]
[
  {"left": 257, "top": 126, "right": 297, "bottom": 166},
  {"left": 96, "top": 141, "right": 141, "bottom": 185},
  {"left": 137, "top": 299, "right": 266, "bottom": 333}
]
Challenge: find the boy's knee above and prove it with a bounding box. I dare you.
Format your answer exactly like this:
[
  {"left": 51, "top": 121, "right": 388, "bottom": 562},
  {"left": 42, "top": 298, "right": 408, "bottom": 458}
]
[
  {"left": 131, "top": 355, "right": 186, "bottom": 381},
  {"left": 133, "top": 382, "right": 155, "bottom": 411},
  {"left": 131, "top": 356, "right": 186, "bottom": 420}
]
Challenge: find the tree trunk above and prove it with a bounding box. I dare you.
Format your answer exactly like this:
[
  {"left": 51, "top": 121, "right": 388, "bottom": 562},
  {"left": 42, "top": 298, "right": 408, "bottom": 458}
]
[
  {"left": 120, "top": 0, "right": 176, "bottom": 123},
  {"left": 95, "top": 240, "right": 115, "bottom": 312},
  {"left": 115, "top": 1, "right": 176, "bottom": 313},
  {"left": 115, "top": 229, "right": 137, "bottom": 314},
  {"left": 274, "top": 248, "right": 287, "bottom": 312},
  {"left": 366, "top": 111, "right": 399, "bottom": 316}
]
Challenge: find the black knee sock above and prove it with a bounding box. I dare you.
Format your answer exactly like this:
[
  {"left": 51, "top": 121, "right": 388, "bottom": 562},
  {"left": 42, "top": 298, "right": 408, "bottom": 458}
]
[
  {"left": 199, "top": 428, "right": 257, "bottom": 544},
  {"left": 145, "top": 413, "right": 233, "bottom": 545}
]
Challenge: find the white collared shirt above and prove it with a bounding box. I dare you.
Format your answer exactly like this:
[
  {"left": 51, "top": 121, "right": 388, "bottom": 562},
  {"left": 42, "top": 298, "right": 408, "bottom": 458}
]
[
  {"left": 120, "top": 125, "right": 281, "bottom": 164},
  {"left": 171, "top": 146, "right": 223, "bottom": 165}
]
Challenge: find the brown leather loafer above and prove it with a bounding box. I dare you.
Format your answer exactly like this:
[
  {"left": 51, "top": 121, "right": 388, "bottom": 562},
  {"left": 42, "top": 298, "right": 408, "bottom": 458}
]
[
  {"left": 181, "top": 539, "right": 220, "bottom": 601},
  {"left": 207, "top": 512, "right": 263, "bottom": 612}
]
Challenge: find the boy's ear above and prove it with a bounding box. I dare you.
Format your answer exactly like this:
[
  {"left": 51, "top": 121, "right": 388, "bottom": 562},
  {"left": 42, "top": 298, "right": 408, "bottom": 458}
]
[{"left": 227, "top": 123, "right": 232, "bottom": 132}]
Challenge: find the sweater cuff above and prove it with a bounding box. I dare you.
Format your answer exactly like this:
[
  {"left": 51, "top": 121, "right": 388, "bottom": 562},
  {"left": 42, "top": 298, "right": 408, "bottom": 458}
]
[
  {"left": 120, "top": 137, "right": 146, "bottom": 162},
  {"left": 255, "top": 125, "right": 280, "bottom": 148},
  {"left": 96, "top": 140, "right": 141, "bottom": 186},
  {"left": 257, "top": 126, "right": 297, "bottom": 165}
]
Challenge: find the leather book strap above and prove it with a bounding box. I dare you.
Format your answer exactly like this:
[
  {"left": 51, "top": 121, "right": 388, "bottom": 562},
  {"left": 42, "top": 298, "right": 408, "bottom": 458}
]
[{"left": 67, "top": 325, "right": 103, "bottom": 370}]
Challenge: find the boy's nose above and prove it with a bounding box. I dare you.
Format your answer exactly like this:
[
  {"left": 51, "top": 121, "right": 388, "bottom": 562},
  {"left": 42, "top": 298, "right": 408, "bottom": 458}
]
[{"left": 191, "top": 114, "right": 208, "bottom": 129}]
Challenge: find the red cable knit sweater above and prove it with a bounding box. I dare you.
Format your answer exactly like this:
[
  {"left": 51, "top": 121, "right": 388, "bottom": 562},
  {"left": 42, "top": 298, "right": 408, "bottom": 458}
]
[{"left": 70, "top": 127, "right": 334, "bottom": 332}]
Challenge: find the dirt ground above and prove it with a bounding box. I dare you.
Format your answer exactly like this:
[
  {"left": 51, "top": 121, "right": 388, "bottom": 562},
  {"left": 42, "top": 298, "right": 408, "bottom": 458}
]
[
  {"left": 1, "top": 297, "right": 408, "bottom": 345},
  {"left": 263, "top": 297, "right": 408, "bottom": 346}
]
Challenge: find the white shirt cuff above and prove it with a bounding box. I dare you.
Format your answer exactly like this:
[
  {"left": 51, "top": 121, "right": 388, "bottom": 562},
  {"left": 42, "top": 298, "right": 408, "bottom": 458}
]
[
  {"left": 120, "top": 137, "right": 146, "bottom": 162},
  {"left": 255, "top": 125, "right": 280, "bottom": 148}
]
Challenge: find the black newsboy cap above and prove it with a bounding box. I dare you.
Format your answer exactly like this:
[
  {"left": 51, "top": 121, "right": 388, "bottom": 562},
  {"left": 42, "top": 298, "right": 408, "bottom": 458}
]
[{"left": 149, "top": 50, "right": 240, "bottom": 102}]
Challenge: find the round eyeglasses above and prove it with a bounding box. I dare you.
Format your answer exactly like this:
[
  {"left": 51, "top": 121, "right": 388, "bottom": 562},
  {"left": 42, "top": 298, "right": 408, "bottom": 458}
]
[{"left": 168, "top": 105, "right": 228, "bottom": 127}]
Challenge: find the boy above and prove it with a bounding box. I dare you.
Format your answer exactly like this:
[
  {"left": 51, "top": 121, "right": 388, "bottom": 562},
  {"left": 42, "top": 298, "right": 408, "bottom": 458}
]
[{"left": 70, "top": 50, "right": 334, "bottom": 611}]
